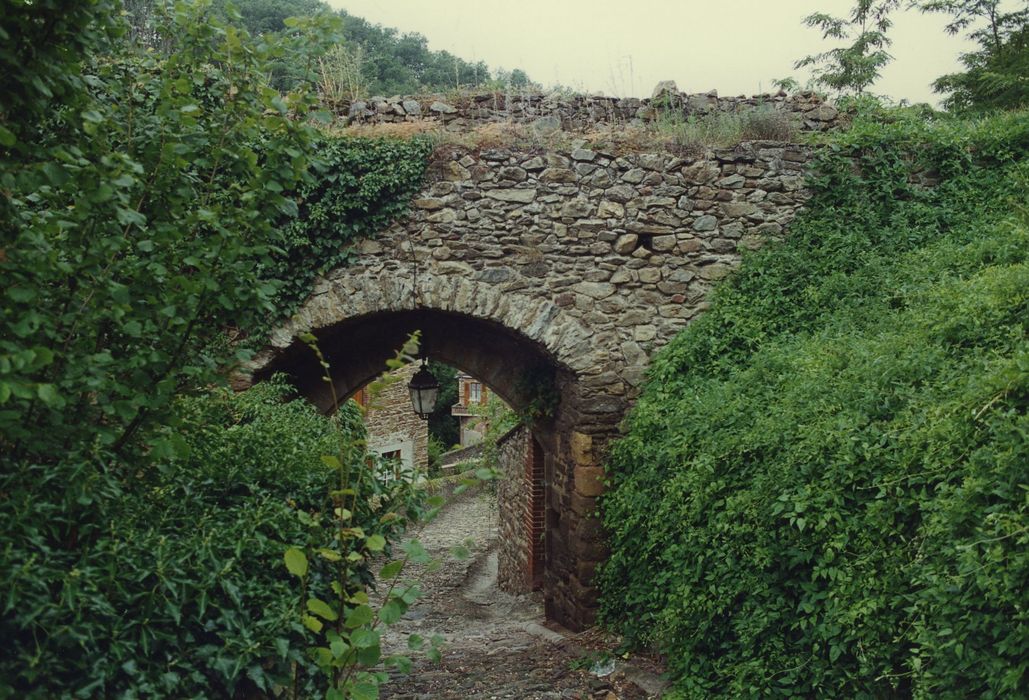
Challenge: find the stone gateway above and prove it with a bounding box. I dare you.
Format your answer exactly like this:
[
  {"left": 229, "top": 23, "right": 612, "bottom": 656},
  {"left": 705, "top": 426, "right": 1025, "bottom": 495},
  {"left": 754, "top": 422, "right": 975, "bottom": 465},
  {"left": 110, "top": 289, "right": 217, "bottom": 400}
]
[{"left": 246, "top": 89, "right": 830, "bottom": 630}]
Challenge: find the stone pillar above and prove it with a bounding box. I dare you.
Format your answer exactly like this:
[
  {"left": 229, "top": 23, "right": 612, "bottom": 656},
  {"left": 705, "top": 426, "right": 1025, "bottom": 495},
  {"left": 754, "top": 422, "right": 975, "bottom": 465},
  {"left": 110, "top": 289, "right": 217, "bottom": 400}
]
[{"left": 544, "top": 423, "right": 611, "bottom": 631}]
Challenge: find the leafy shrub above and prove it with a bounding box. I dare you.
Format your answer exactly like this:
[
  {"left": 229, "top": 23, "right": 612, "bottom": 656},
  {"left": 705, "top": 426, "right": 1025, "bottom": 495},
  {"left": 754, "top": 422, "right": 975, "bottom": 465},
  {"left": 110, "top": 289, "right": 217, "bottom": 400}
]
[
  {"left": 599, "top": 109, "right": 1029, "bottom": 697},
  {"left": 661, "top": 111, "right": 743, "bottom": 152},
  {"left": 0, "top": 3, "right": 433, "bottom": 696},
  {"left": 1, "top": 377, "right": 421, "bottom": 698}
]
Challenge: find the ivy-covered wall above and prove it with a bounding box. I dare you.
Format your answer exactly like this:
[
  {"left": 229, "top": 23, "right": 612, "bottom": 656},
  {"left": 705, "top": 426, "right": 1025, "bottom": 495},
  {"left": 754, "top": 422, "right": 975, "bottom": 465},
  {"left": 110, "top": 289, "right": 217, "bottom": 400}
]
[{"left": 599, "top": 109, "right": 1029, "bottom": 697}]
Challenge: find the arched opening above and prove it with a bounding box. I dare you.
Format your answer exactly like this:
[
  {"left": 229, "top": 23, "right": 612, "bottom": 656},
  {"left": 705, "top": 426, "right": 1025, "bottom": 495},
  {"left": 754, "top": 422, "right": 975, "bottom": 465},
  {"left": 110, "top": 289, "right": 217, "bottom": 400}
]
[
  {"left": 253, "top": 307, "right": 615, "bottom": 630},
  {"left": 255, "top": 309, "right": 569, "bottom": 419}
]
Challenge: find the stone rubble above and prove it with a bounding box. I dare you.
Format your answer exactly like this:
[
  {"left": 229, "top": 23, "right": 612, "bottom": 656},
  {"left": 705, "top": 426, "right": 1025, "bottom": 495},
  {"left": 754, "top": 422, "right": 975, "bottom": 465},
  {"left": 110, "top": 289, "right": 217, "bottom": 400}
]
[{"left": 338, "top": 88, "right": 842, "bottom": 133}]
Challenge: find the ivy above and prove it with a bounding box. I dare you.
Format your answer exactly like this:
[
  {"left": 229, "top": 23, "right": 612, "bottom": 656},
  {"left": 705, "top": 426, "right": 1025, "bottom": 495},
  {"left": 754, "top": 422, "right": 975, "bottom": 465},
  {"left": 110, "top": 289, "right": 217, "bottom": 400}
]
[
  {"left": 599, "top": 108, "right": 1029, "bottom": 698},
  {"left": 264, "top": 135, "right": 433, "bottom": 322}
]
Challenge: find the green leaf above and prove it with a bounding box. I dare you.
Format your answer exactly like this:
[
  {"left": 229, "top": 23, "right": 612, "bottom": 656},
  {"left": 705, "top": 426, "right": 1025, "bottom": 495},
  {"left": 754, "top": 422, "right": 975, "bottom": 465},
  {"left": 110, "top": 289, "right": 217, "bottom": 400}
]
[
  {"left": 318, "top": 547, "right": 342, "bottom": 562},
  {"left": 401, "top": 540, "right": 430, "bottom": 564},
  {"left": 284, "top": 548, "right": 308, "bottom": 578},
  {"left": 7, "top": 287, "right": 36, "bottom": 303},
  {"left": 386, "top": 654, "right": 413, "bottom": 673},
  {"left": 306, "top": 598, "right": 338, "bottom": 621},
  {"left": 351, "top": 627, "right": 379, "bottom": 649},
  {"left": 379, "top": 601, "right": 402, "bottom": 624},
  {"left": 344, "top": 604, "right": 373, "bottom": 629},
  {"left": 379, "top": 560, "right": 404, "bottom": 579},
  {"left": 302, "top": 615, "right": 323, "bottom": 633},
  {"left": 320, "top": 454, "right": 341, "bottom": 469},
  {"left": 350, "top": 681, "right": 379, "bottom": 700},
  {"left": 35, "top": 384, "right": 59, "bottom": 405},
  {"left": 313, "top": 646, "right": 333, "bottom": 667},
  {"left": 365, "top": 534, "right": 386, "bottom": 552}
]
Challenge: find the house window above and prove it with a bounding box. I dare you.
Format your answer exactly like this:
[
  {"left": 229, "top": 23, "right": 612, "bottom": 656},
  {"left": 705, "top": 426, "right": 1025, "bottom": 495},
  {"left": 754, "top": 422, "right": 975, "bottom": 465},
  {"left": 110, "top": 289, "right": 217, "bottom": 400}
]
[
  {"left": 381, "top": 449, "right": 402, "bottom": 462},
  {"left": 469, "top": 382, "right": 481, "bottom": 404}
]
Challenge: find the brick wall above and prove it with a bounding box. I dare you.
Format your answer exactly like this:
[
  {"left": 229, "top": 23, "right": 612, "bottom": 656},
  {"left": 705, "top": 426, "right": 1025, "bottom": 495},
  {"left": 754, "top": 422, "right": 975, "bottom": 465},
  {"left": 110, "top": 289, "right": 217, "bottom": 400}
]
[{"left": 496, "top": 425, "right": 545, "bottom": 593}]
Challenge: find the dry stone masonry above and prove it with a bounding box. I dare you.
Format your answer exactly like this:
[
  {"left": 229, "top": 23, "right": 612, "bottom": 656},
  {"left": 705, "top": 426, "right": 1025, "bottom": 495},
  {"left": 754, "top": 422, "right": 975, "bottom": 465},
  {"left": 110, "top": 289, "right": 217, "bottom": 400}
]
[
  {"left": 254, "top": 88, "right": 831, "bottom": 630},
  {"left": 292, "top": 139, "right": 811, "bottom": 395},
  {"left": 342, "top": 86, "right": 843, "bottom": 133}
]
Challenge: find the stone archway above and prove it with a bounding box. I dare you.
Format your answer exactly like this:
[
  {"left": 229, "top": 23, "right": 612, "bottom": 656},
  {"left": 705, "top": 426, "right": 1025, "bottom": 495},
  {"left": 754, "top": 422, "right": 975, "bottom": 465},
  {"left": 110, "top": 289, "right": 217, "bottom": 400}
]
[{"left": 248, "top": 273, "right": 626, "bottom": 630}]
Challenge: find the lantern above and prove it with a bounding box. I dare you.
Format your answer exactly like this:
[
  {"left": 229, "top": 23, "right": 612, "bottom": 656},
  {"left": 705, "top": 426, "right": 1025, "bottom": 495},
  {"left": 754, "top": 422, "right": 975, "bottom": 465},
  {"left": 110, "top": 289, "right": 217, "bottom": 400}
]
[{"left": 407, "top": 360, "right": 439, "bottom": 419}]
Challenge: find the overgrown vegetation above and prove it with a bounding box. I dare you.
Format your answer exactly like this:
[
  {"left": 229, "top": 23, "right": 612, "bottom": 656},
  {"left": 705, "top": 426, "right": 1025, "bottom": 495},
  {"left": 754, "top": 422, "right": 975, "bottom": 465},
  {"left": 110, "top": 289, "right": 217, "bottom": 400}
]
[
  {"left": 654, "top": 106, "right": 797, "bottom": 153},
  {"left": 919, "top": 0, "right": 1029, "bottom": 112},
  {"left": 1, "top": 1, "right": 436, "bottom": 697},
  {"left": 796, "top": 0, "right": 900, "bottom": 95},
  {"left": 279, "top": 337, "right": 443, "bottom": 698},
  {"left": 599, "top": 108, "right": 1029, "bottom": 697},
  {"left": 265, "top": 134, "right": 432, "bottom": 324}
]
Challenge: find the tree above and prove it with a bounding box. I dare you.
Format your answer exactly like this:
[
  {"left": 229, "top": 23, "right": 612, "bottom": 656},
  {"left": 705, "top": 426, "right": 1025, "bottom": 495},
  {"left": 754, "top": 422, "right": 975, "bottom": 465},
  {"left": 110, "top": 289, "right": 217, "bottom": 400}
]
[
  {"left": 796, "top": 0, "right": 901, "bottom": 94},
  {"left": 427, "top": 361, "right": 460, "bottom": 448},
  {"left": 915, "top": 0, "right": 1029, "bottom": 111}
]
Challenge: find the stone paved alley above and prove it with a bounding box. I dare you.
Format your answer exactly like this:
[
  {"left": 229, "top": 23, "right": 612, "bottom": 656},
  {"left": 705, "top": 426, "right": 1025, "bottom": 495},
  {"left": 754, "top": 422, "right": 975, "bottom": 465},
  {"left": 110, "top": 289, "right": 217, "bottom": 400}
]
[{"left": 378, "top": 491, "right": 665, "bottom": 699}]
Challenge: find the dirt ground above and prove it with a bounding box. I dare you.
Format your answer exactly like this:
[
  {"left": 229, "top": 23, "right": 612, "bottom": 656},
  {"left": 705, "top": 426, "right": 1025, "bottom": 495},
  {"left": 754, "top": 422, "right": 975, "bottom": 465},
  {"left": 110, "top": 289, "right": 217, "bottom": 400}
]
[{"left": 376, "top": 492, "right": 666, "bottom": 699}]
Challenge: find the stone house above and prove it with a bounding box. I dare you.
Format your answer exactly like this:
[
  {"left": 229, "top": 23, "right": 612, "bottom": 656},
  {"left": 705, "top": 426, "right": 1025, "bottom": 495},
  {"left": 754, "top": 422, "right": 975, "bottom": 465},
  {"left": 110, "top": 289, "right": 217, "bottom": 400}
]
[
  {"left": 352, "top": 363, "right": 428, "bottom": 474},
  {"left": 450, "top": 372, "right": 492, "bottom": 447}
]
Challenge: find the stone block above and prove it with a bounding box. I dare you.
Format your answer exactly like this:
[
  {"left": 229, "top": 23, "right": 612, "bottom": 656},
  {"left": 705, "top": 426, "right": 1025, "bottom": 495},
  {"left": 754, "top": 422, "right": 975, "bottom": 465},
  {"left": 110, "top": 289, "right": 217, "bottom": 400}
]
[
  {"left": 574, "top": 465, "right": 605, "bottom": 497},
  {"left": 693, "top": 214, "right": 718, "bottom": 231},
  {"left": 598, "top": 200, "right": 626, "bottom": 219},
  {"left": 651, "top": 235, "right": 677, "bottom": 252},
  {"left": 539, "top": 168, "right": 578, "bottom": 184},
  {"left": 574, "top": 282, "right": 615, "bottom": 299},
  {"left": 485, "top": 188, "right": 537, "bottom": 203},
  {"left": 570, "top": 431, "right": 593, "bottom": 466},
  {"left": 412, "top": 197, "right": 445, "bottom": 210},
  {"left": 613, "top": 233, "right": 638, "bottom": 255},
  {"left": 721, "top": 201, "right": 758, "bottom": 217}
]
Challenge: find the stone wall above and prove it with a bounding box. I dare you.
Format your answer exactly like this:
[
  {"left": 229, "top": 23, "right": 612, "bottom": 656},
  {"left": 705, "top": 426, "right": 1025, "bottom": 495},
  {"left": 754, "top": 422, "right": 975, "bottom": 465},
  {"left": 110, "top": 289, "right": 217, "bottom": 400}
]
[
  {"left": 496, "top": 426, "right": 545, "bottom": 595},
  {"left": 364, "top": 363, "right": 429, "bottom": 474},
  {"left": 330, "top": 139, "right": 810, "bottom": 396},
  {"left": 343, "top": 89, "right": 843, "bottom": 133}
]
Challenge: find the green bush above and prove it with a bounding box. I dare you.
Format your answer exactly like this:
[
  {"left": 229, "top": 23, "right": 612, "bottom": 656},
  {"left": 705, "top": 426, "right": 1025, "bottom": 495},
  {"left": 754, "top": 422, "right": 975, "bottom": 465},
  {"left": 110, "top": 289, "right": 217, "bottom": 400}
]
[
  {"left": 0, "top": 378, "right": 419, "bottom": 698},
  {"left": 599, "top": 108, "right": 1029, "bottom": 698},
  {"left": 0, "top": 2, "right": 432, "bottom": 697}
]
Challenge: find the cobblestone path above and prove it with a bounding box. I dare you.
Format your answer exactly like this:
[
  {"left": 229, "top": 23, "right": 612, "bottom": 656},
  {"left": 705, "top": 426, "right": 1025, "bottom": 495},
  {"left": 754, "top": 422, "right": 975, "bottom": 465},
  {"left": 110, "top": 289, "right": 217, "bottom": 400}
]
[{"left": 378, "top": 492, "right": 665, "bottom": 699}]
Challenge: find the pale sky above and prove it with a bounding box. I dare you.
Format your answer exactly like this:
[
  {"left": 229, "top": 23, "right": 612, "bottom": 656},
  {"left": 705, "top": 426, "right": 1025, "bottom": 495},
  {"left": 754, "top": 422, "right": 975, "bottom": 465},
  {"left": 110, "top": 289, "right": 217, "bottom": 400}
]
[{"left": 326, "top": 0, "right": 987, "bottom": 105}]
